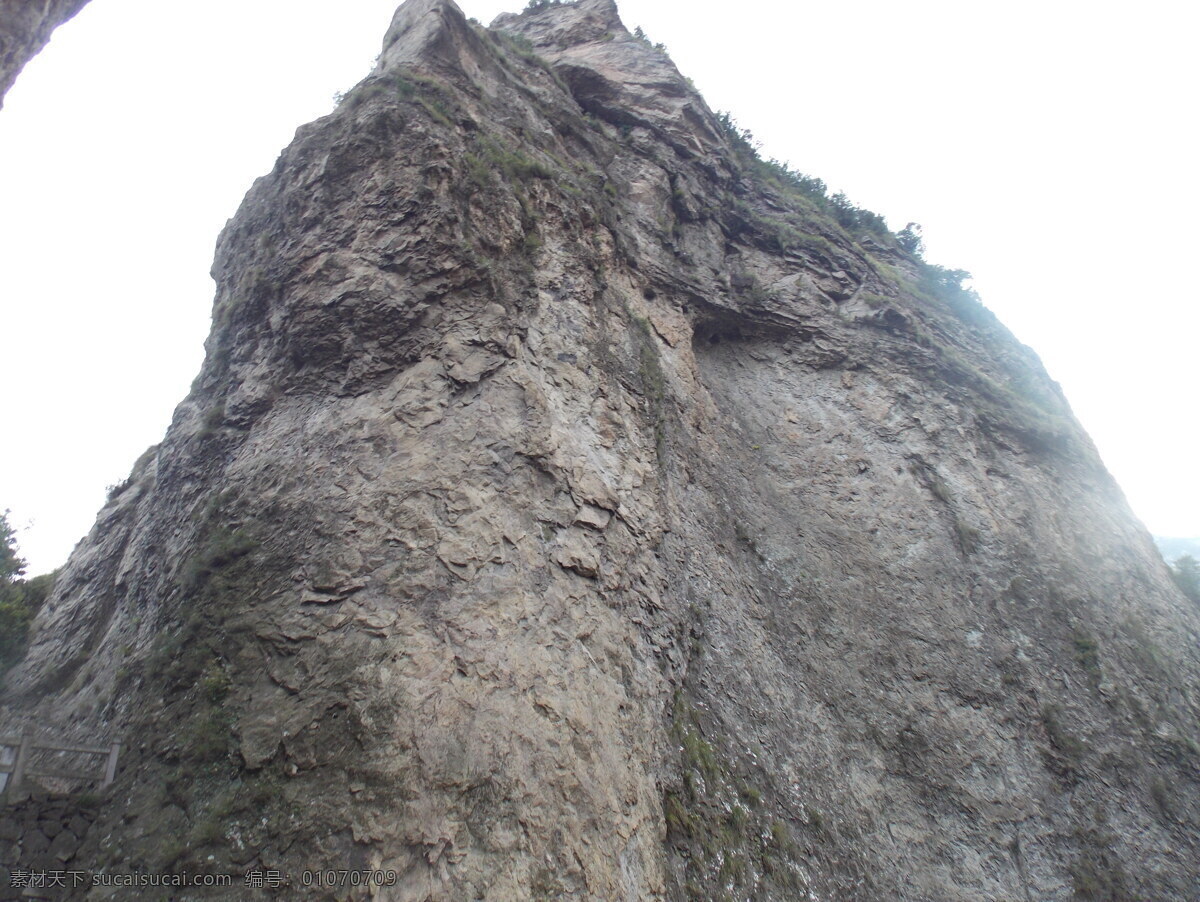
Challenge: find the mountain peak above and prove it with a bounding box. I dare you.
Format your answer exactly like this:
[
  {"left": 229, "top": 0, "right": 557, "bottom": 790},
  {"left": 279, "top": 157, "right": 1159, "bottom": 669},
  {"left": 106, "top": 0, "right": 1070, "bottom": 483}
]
[
  {"left": 376, "top": 0, "right": 481, "bottom": 77},
  {"left": 489, "top": 0, "right": 722, "bottom": 158},
  {"left": 3, "top": 1, "right": 1199, "bottom": 898},
  {"left": 492, "top": 0, "right": 625, "bottom": 48}
]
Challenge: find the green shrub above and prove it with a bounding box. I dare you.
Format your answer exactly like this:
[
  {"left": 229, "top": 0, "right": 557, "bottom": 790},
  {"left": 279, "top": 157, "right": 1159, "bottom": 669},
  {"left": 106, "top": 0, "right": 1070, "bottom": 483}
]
[
  {"left": 183, "top": 706, "right": 232, "bottom": 764},
  {"left": 198, "top": 401, "right": 225, "bottom": 439},
  {"left": 680, "top": 723, "right": 719, "bottom": 784},
  {"left": 920, "top": 264, "right": 996, "bottom": 327},
  {"left": 417, "top": 96, "right": 453, "bottom": 127},
  {"left": 632, "top": 26, "right": 667, "bottom": 52},
  {"left": 180, "top": 526, "right": 256, "bottom": 593},
  {"left": 718, "top": 853, "right": 746, "bottom": 882},
  {"left": 522, "top": 230, "right": 543, "bottom": 252},
  {"left": 716, "top": 113, "right": 828, "bottom": 205},
  {"left": 664, "top": 791, "right": 696, "bottom": 836},
  {"left": 201, "top": 660, "right": 232, "bottom": 704},
  {"left": 829, "top": 191, "right": 888, "bottom": 236},
  {"left": 738, "top": 783, "right": 762, "bottom": 806},
  {"left": 464, "top": 153, "right": 492, "bottom": 191},
  {"left": 770, "top": 819, "right": 791, "bottom": 847},
  {"left": 1073, "top": 630, "right": 1102, "bottom": 680},
  {"left": 897, "top": 222, "right": 925, "bottom": 256},
  {"left": 487, "top": 140, "right": 554, "bottom": 181},
  {"left": 715, "top": 109, "right": 914, "bottom": 255},
  {"left": 393, "top": 72, "right": 417, "bottom": 100}
]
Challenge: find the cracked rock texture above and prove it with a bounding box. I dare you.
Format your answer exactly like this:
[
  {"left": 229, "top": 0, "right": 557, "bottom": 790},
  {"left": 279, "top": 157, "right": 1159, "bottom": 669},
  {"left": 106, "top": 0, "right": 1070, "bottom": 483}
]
[
  {"left": 3, "top": 0, "right": 1200, "bottom": 899},
  {"left": 0, "top": 0, "right": 90, "bottom": 109}
]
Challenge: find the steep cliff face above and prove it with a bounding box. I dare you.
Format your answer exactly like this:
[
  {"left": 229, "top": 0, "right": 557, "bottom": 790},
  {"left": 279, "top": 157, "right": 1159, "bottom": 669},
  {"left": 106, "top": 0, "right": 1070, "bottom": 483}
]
[
  {"left": 4, "top": 0, "right": 1200, "bottom": 899},
  {"left": 0, "top": 0, "right": 90, "bottom": 108}
]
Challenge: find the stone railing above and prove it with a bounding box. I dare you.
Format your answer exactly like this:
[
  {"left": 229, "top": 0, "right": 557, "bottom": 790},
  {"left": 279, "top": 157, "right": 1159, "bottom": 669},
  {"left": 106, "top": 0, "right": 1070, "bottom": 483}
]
[{"left": 0, "top": 734, "right": 120, "bottom": 793}]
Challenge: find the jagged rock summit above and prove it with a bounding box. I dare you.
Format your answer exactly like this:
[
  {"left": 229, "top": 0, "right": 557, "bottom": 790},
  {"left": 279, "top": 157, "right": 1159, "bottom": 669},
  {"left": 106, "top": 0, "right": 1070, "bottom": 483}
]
[{"left": 4, "top": 0, "right": 1200, "bottom": 899}]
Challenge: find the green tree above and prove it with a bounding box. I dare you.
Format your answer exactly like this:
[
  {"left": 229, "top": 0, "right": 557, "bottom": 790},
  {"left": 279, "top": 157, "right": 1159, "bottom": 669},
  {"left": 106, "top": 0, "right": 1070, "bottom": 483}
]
[
  {"left": 1, "top": 509, "right": 24, "bottom": 583},
  {"left": 897, "top": 222, "right": 925, "bottom": 258},
  {"left": 1170, "top": 554, "right": 1200, "bottom": 604},
  {"left": 0, "top": 511, "right": 53, "bottom": 668}
]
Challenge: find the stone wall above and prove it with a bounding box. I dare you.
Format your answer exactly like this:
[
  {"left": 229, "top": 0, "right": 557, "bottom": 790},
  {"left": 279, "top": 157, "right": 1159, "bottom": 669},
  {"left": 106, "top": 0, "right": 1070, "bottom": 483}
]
[{"left": 0, "top": 789, "right": 97, "bottom": 900}]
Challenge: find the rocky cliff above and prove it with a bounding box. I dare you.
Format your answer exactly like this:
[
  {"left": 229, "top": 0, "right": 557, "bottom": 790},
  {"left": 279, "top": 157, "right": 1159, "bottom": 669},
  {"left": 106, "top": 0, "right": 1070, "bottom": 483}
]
[
  {"left": 0, "top": 0, "right": 90, "bottom": 109},
  {"left": 3, "top": 0, "right": 1200, "bottom": 899}
]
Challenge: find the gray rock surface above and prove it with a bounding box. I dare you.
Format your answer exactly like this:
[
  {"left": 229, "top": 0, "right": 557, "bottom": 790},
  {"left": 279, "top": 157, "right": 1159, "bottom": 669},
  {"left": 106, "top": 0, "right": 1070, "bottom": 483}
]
[
  {"left": 3, "top": 0, "right": 1199, "bottom": 898},
  {"left": 0, "top": 0, "right": 90, "bottom": 109}
]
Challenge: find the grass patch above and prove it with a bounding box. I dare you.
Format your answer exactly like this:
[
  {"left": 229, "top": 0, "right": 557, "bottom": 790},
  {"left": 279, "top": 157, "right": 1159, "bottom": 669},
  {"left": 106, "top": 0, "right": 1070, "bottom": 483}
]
[
  {"left": 738, "top": 783, "right": 762, "bottom": 806},
  {"left": 182, "top": 705, "right": 233, "bottom": 765},
  {"left": 628, "top": 309, "right": 669, "bottom": 463},
  {"left": 664, "top": 691, "right": 808, "bottom": 897},
  {"left": 522, "top": 229, "right": 543, "bottom": 253},
  {"left": 180, "top": 526, "right": 256, "bottom": 594},
  {"left": 489, "top": 29, "right": 568, "bottom": 91},
  {"left": 464, "top": 152, "right": 492, "bottom": 191},
  {"left": 483, "top": 137, "right": 554, "bottom": 181},
  {"left": 341, "top": 69, "right": 465, "bottom": 130},
  {"left": 142, "top": 496, "right": 261, "bottom": 700},
  {"left": 417, "top": 96, "right": 453, "bottom": 127}
]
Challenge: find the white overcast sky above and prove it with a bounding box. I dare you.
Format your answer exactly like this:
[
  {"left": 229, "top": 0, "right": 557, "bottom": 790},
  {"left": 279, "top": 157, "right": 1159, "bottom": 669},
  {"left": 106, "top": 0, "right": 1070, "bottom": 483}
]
[{"left": 1, "top": 0, "right": 1197, "bottom": 574}]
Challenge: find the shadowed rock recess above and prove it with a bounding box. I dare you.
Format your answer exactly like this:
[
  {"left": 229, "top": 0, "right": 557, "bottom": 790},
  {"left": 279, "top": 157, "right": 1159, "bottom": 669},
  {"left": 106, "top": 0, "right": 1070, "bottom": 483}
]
[{"left": 3, "top": 0, "right": 1199, "bottom": 898}]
